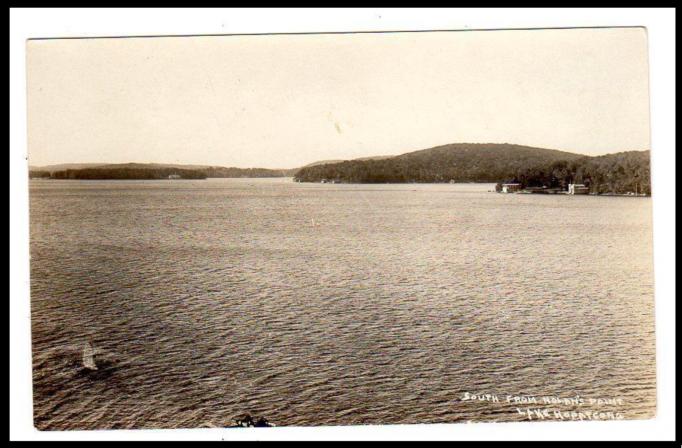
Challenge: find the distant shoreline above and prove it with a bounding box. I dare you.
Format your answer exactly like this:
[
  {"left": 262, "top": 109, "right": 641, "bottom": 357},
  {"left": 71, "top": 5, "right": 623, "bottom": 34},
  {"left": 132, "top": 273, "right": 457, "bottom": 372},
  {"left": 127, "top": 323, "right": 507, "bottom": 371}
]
[
  {"left": 27, "top": 177, "right": 651, "bottom": 197},
  {"left": 29, "top": 142, "right": 651, "bottom": 197}
]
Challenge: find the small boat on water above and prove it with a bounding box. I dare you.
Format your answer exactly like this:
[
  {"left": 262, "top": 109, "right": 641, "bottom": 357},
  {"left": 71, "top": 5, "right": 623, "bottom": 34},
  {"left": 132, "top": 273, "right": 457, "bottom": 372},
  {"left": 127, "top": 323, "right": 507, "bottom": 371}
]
[{"left": 82, "top": 342, "right": 98, "bottom": 371}]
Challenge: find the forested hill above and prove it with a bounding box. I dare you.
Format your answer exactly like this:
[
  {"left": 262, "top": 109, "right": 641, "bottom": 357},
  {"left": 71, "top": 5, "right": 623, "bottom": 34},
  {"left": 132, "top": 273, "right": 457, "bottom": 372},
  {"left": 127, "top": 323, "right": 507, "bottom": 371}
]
[
  {"left": 293, "top": 143, "right": 651, "bottom": 195},
  {"left": 293, "top": 143, "right": 584, "bottom": 183}
]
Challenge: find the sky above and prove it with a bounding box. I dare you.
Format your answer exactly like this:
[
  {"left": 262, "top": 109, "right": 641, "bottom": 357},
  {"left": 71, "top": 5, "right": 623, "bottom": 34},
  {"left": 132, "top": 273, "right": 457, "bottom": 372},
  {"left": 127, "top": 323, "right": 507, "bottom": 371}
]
[{"left": 26, "top": 27, "right": 650, "bottom": 169}]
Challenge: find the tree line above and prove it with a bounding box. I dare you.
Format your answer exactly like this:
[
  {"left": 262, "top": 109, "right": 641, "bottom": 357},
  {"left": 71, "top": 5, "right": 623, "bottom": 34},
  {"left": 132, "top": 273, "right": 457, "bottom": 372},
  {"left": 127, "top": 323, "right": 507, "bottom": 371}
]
[
  {"left": 504, "top": 151, "right": 651, "bottom": 195},
  {"left": 41, "top": 167, "right": 208, "bottom": 180},
  {"left": 28, "top": 166, "right": 295, "bottom": 180},
  {"left": 293, "top": 143, "right": 650, "bottom": 195}
]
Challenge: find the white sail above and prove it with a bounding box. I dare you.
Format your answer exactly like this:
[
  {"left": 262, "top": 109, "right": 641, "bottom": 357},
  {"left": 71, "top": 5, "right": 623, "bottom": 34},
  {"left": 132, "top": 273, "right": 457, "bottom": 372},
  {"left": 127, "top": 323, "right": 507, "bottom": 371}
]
[{"left": 82, "top": 342, "right": 98, "bottom": 370}]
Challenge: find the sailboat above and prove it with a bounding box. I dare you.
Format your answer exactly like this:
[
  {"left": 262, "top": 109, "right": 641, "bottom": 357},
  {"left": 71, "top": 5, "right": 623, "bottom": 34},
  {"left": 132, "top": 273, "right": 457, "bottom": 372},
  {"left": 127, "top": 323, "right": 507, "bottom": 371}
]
[{"left": 82, "top": 342, "right": 98, "bottom": 371}]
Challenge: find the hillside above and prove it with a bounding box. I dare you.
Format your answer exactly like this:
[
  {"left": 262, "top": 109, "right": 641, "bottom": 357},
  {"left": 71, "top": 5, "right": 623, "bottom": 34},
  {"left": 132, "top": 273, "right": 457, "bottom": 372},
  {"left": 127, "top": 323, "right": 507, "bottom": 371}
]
[{"left": 293, "top": 143, "right": 584, "bottom": 183}]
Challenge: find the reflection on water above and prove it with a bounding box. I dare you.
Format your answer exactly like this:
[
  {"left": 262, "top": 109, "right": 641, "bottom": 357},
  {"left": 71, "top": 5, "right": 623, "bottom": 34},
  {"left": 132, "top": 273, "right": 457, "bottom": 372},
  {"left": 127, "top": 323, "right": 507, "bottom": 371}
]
[{"left": 29, "top": 178, "right": 655, "bottom": 429}]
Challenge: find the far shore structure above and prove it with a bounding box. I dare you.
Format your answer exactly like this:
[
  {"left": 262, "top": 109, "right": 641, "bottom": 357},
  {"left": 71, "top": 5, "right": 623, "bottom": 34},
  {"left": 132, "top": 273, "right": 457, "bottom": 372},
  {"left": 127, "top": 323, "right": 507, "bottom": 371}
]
[
  {"left": 568, "top": 183, "right": 590, "bottom": 195},
  {"left": 501, "top": 183, "right": 522, "bottom": 193}
]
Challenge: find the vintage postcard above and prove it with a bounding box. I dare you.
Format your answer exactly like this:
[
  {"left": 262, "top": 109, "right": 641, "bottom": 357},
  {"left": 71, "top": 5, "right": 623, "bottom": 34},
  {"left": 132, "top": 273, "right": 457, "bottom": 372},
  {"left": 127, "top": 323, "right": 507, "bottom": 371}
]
[{"left": 26, "top": 27, "right": 655, "bottom": 430}]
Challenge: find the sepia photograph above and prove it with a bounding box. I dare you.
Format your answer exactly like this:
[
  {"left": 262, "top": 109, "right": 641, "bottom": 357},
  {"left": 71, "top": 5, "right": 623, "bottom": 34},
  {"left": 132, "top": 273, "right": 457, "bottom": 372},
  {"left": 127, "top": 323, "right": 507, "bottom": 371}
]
[{"left": 10, "top": 8, "right": 677, "bottom": 442}]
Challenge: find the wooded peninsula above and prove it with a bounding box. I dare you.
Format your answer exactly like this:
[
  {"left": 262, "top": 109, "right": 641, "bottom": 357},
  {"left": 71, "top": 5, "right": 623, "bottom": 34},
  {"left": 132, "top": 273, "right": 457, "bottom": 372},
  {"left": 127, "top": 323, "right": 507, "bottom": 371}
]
[
  {"left": 292, "top": 144, "right": 651, "bottom": 195},
  {"left": 29, "top": 163, "right": 295, "bottom": 180}
]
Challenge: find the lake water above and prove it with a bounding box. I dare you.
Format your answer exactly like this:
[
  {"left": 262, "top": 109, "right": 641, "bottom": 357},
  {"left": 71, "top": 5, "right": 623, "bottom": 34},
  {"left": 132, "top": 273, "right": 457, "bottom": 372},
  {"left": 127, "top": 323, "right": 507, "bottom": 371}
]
[{"left": 29, "top": 178, "right": 656, "bottom": 429}]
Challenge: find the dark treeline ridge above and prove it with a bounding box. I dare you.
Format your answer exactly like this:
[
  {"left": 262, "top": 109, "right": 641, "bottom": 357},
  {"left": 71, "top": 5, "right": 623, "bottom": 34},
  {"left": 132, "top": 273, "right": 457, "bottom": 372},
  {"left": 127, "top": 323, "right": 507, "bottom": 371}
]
[
  {"left": 294, "top": 144, "right": 582, "bottom": 183},
  {"left": 28, "top": 170, "right": 51, "bottom": 179},
  {"left": 293, "top": 143, "right": 650, "bottom": 195},
  {"left": 47, "top": 167, "right": 208, "bottom": 180},
  {"left": 29, "top": 166, "right": 296, "bottom": 180},
  {"left": 508, "top": 150, "right": 651, "bottom": 195}
]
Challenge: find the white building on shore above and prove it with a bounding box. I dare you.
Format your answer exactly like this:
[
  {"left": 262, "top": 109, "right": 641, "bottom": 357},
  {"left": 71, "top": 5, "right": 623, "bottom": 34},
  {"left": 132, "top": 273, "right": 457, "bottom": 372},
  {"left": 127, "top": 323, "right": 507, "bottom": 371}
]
[
  {"left": 568, "top": 183, "right": 589, "bottom": 195},
  {"left": 501, "top": 183, "right": 522, "bottom": 193}
]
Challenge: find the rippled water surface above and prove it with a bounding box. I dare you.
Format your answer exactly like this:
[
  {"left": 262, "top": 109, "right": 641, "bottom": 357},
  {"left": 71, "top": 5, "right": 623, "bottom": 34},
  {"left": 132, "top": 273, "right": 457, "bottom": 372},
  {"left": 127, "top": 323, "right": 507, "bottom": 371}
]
[{"left": 29, "top": 178, "right": 655, "bottom": 429}]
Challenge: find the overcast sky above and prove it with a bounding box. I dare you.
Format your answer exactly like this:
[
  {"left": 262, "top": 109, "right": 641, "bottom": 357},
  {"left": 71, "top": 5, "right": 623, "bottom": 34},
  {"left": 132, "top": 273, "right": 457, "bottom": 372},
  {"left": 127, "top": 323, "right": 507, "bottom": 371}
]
[{"left": 27, "top": 27, "right": 650, "bottom": 168}]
